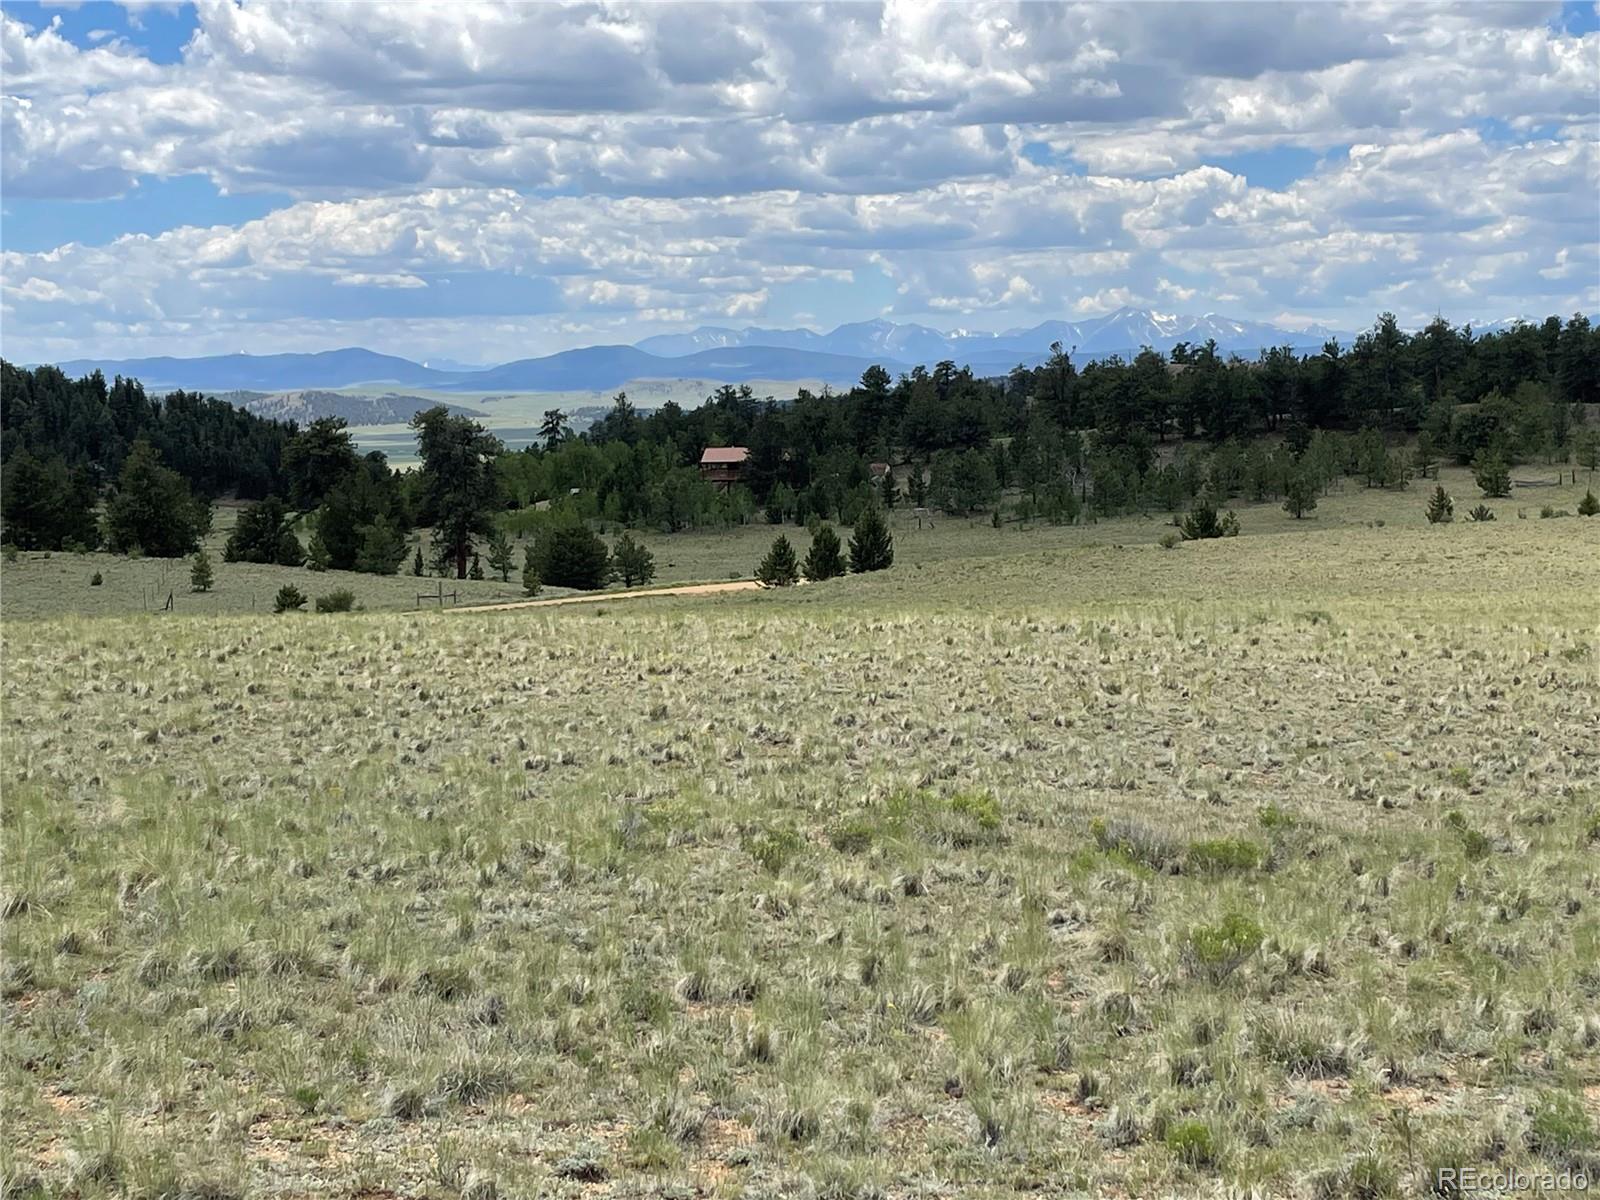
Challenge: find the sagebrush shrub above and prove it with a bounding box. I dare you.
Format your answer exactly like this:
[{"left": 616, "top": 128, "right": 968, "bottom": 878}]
[
  {"left": 744, "top": 826, "right": 802, "bottom": 874},
  {"left": 314, "top": 588, "right": 356, "bottom": 613},
  {"left": 1092, "top": 817, "right": 1182, "bottom": 870}
]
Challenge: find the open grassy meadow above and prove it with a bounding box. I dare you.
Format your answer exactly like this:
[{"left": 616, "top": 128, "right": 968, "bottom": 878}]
[{"left": 4, "top": 483, "right": 1600, "bottom": 1199}]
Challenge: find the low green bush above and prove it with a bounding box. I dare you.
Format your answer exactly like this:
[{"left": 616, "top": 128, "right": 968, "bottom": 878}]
[
  {"left": 1164, "top": 1118, "right": 1218, "bottom": 1167},
  {"left": 1186, "top": 837, "right": 1264, "bottom": 873},
  {"left": 826, "top": 818, "right": 874, "bottom": 854},
  {"left": 744, "top": 827, "right": 802, "bottom": 875},
  {"left": 1257, "top": 805, "right": 1294, "bottom": 830},
  {"left": 1183, "top": 912, "right": 1265, "bottom": 983},
  {"left": 314, "top": 588, "right": 357, "bottom": 613}
]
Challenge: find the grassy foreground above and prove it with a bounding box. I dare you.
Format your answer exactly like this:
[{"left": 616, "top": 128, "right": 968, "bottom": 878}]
[{"left": 3, "top": 513, "right": 1599, "bottom": 1198}]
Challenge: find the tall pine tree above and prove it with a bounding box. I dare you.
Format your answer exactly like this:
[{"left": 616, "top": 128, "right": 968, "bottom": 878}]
[{"left": 409, "top": 407, "right": 503, "bottom": 579}]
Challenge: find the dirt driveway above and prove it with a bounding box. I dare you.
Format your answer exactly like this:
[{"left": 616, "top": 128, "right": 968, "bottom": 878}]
[{"left": 451, "top": 579, "right": 763, "bottom": 614}]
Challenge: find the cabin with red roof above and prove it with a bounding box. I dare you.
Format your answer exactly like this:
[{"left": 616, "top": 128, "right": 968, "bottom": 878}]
[{"left": 698, "top": 446, "right": 750, "bottom": 490}]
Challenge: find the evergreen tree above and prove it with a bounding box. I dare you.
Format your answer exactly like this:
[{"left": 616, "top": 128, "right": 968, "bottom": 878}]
[
  {"left": 305, "top": 528, "right": 331, "bottom": 572},
  {"left": 1472, "top": 450, "right": 1511, "bottom": 497},
  {"left": 1357, "top": 428, "right": 1389, "bottom": 488},
  {"left": 611, "top": 532, "right": 656, "bottom": 587},
  {"left": 1179, "top": 497, "right": 1240, "bottom": 540},
  {"left": 282, "top": 417, "right": 359, "bottom": 509},
  {"left": 411, "top": 544, "right": 425, "bottom": 576},
  {"left": 1578, "top": 490, "right": 1599, "bottom": 517},
  {"left": 880, "top": 468, "right": 899, "bottom": 509},
  {"left": 803, "top": 524, "right": 847, "bottom": 581},
  {"left": 1425, "top": 484, "right": 1454, "bottom": 524},
  {"left": 756, "top": 534, "right": 799, "bottom": 587},
  {"left": 848, "top": 506, "right": 894, "bottom": 572},
  {"left": 486, "top": 527, "right": 516, "bottom": 582},
  {"left": 522, "top": 545, "right": 542, "bottom": 596},
  {"left": 1466, "top": 504, "right": 1495, "bottom": 522},
  {"left": 1575, "top": 428, "right": 1600, "bottom": 479},
  {"left": 908, "top": 463, "right": 928, "bottom": 508},
  {"left": 1282, "top": 473, "right": 1317, "bottom": 519},
  {"left": 1411, "top": 432, "right": 1437, "bottom": 478},
  {"left": 929, "top": 448, "right": 1000, "bottom": 514},
  {"left": 536, "top": 524, "right": 613, "bottom": 590},
  {"left": 273, "top": 584, "right": 307, "bottom": 613},
  {"left": 189, "top": 550, "right": 213, "bottom": 593},
  {"left": 277, "top": 528, "right": 306, "bottom": 566},
  {"left": 315, "top": 459, "right": 410, "bottom": 571},
  {"left": 353, "top": 520, "right": 407, "bottom": 575},
  {"left": 104, "top": 440, "right": 208, "bottom": 557},
  {"left": 225, "top": 496, "right": 304, "bottom": 565},
  {"left": 0, "top": 449, "right": 100, "bottom": 550},
  {"left": 539, "top": 408, "right": 571, "bottom": 451},
  {"left": 409, "top": 407, "right": 503, "bottom": 579}
]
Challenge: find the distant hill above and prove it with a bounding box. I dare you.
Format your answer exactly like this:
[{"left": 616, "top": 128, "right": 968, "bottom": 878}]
[
  {"left": 231, "top": 390, "right": 487, "bottom": 425},
  {"left": 462, "top": 344, "right": 907, "bottom": 392},
  {"left": 52, "top": 347, "right": 454, "bottom": 392}
]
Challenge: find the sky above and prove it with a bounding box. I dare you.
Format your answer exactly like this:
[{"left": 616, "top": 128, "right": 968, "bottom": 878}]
[{"left": 1, "top": 0, "right": 1597, "bottom": 365}]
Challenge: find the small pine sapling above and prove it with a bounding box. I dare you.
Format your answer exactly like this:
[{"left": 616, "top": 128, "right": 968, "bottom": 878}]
[
  {"left": 756, "top": 535, "right": 799, "bottom": 587},
  {"left": 189, "top": 550, "right": 214, "bottom": 593},
  {"left": 1425, "top": 484, "right": 1453, "bottom": 524}
]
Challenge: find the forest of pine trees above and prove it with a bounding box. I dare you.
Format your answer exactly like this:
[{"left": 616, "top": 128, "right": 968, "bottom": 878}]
[{"left": 2, "top": 311, "right": 1596, "bottom": 558}]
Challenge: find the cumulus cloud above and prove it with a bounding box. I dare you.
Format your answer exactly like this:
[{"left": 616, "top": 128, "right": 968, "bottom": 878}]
[{"left": 0, "top": 0, "right": 1595, "bottom": 360}]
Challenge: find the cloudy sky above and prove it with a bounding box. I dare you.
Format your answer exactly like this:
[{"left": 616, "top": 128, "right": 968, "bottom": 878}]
[{"left": 2, "top": 0, "right": 1596, "bottom": 365}]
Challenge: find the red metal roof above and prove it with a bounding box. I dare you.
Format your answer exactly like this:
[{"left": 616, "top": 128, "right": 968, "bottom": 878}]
[{"left": 699, "top": 446, "right": 750, "bottom": 465}]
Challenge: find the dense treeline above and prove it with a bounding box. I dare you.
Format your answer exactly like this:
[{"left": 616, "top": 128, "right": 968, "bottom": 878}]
[
  {"left": 0, "top": 360, "right": 295, "bottom": 499},
  {"left": 1, "top": 312, "right": 1595, "bottom": 563},
  {"left": 507, "top": 312, "right": 1598, "bottom": 532},
  {"left": 0, "top": 358, "right": 298, "bottom": 551}
]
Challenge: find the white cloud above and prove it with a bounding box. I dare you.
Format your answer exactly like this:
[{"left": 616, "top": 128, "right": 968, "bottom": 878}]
[{"left": 0, "top": 1, "right": 1595, "bottom": 360}]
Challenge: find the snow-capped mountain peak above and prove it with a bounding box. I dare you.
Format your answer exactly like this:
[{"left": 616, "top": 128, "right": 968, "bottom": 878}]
[{"left": 635, "top": 308, "right": 1355, "bottom": 366}]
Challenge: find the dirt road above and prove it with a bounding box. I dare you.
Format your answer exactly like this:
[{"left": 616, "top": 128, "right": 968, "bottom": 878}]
[{"left": 451, "top": 579, "right": 763, "bottom": 614}]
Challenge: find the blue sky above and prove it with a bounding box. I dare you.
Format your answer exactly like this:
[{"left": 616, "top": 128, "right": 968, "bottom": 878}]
[{"left": 2, "top": 1, "right": 1596, "bottom": 363}]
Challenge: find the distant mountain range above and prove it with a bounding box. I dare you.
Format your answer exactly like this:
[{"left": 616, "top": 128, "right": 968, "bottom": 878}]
[
  {"left": 634, "top": 308, "right": 1345, "bottom": 367},
  {"left": 42, "top": 307, "right": 1551, "bottom": 401}
]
